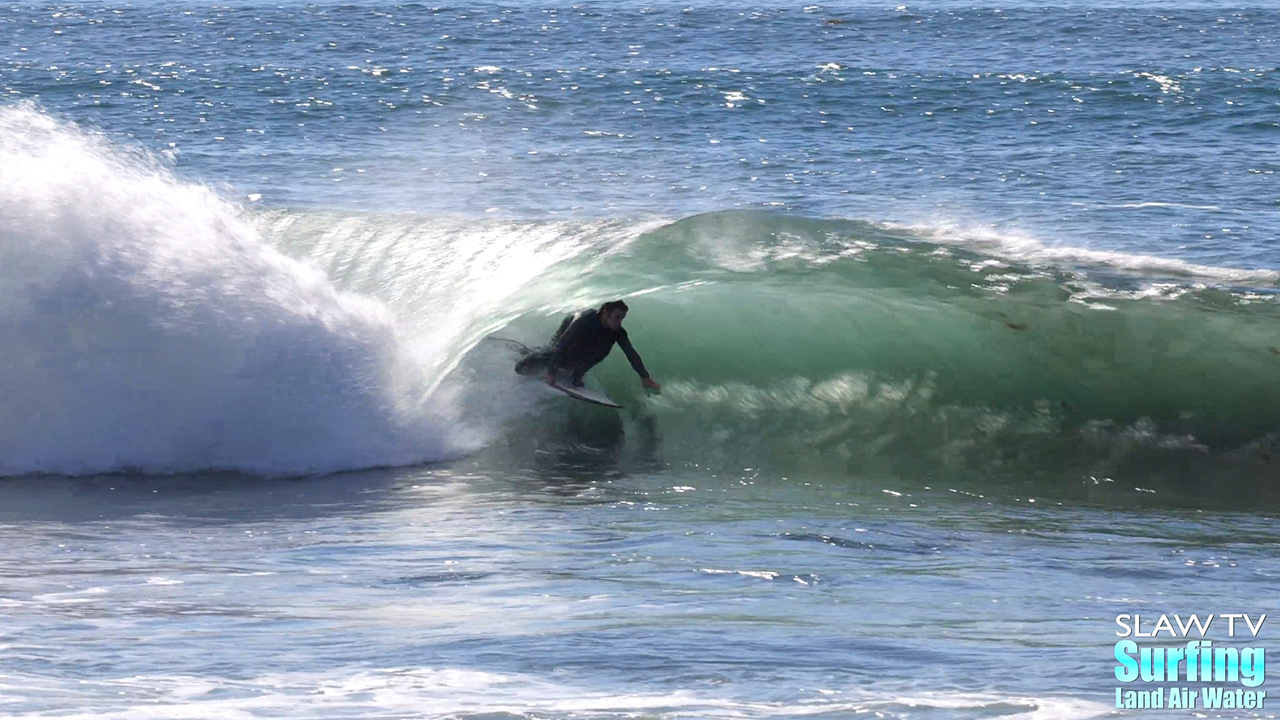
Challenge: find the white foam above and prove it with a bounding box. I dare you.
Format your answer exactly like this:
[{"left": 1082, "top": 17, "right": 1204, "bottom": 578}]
[
  {"left": 1109, "top": 201, "right": 1222, "bottom": 211},
  {"left": 699, "top": 568, "right": 780, "bottom": 580},
  {"left": 0, "top": 667, "right": 1114, "bottom": 720},
  {"left": 891, "top": 220, "right": 1280, "bottom": 287},
  {"left": 650, "top": 373, "right": 924, "bottom": 417},
  {"left": 0, "top": 105, "right": 466, "bottom": 476}
]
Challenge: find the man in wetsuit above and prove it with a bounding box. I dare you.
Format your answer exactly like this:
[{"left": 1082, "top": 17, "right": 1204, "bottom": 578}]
[{"left": 515, "top": 300, "right": 661, "bottom": 390}]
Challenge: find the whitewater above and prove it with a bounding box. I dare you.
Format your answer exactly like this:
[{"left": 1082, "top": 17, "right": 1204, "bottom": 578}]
[{"left": 2, "top": 3, "right": 1279, "bottom": 719}]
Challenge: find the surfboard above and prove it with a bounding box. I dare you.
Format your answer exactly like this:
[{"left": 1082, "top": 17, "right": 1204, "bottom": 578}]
[
  {"left": 547, "top": 371, "right": 623, "bottom": 409},
  {"left": 490, "top": 336, "right": 623, "bottom": 409}
]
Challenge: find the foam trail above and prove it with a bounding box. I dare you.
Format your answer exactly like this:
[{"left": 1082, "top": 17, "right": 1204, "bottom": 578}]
[
  {"left": 897, "top": 220, "right": 1280, "bottom": 286},
  {"left": 0, "top": 105, "right": 461, "bottom": 476}
]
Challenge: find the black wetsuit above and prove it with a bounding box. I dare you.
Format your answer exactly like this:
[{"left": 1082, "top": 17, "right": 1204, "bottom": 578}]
[{"left": 515, "top": 310, "right": 650, "bottom": 385}]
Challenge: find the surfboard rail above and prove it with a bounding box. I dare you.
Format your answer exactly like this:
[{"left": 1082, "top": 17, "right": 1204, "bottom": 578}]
[{"left": 547, "top": 372, "right": 622, "bottom": 409}]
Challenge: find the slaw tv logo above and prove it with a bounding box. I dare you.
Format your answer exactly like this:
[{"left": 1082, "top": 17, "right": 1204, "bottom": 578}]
[{"left": 1114, "top": 614, "right": 1267, "bottom": 711}]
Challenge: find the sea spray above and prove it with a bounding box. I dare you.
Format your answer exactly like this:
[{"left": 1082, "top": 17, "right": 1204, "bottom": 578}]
[{"left": 0, "top": 104, "right": 464, "bottom": 476}]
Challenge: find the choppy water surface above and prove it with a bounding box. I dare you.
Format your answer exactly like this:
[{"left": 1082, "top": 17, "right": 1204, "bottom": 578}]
[{"left": 2, "top": 471, "right": 1276, "bottom": 719}]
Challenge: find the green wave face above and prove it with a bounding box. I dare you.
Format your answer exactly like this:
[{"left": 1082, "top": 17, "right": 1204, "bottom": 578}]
[
  {"left": 259, "top": 207, "right": 1280, "bottom": 508},
  {"left": 484, "top": 212, "right": 1280, "bottom": 510}
]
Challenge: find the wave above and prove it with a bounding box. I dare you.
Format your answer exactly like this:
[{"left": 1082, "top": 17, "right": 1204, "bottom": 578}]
[
  {"left": 5, "top": 103, "right": 1280, "bottom": 506},
  {"left": 261, "top": 204, "right": 1280, "bottom": 506},
  {"left": 481, "top": 212, "right": 1280, "bottom": 507}
]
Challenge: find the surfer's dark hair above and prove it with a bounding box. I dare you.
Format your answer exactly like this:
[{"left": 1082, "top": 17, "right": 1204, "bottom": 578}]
[{"left": 600, "top": 300, "right": 629, "bottom": 315}]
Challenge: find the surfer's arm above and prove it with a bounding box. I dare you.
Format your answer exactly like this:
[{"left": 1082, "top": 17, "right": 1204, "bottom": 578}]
[
  {"left": 550, "top": 313, "right": 574, "bottom": 346},
  {"left": 617, "top": 331, "right": 653, "bottom": 380}
]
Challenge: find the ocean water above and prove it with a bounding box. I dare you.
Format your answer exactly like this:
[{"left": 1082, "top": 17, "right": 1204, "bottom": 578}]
[{"left": 2, "top": 2, "right": 1279, "bottom": 718}]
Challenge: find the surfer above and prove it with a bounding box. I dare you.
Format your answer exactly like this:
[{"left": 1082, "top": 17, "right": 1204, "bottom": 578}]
[{"left": 515, "top": 300, "right": 661, "bottom": 390}]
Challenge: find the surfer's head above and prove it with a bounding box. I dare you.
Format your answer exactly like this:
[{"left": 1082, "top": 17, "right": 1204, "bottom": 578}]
[{"left": 599, "top": 300, "right": 628, "bottom": 330}]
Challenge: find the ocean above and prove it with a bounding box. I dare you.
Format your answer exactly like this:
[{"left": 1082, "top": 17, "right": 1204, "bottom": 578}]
[{"left": 1, "top": 2, "right": 1278, "bottom": 718}]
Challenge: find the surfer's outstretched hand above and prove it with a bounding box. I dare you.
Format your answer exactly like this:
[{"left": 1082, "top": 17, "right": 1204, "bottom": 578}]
[
  {"left": 642, "top": 377, "right": 661, "bottom": 391},
  {"left": 544, "top": 370, "right": 557, "bottom": 385}
]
